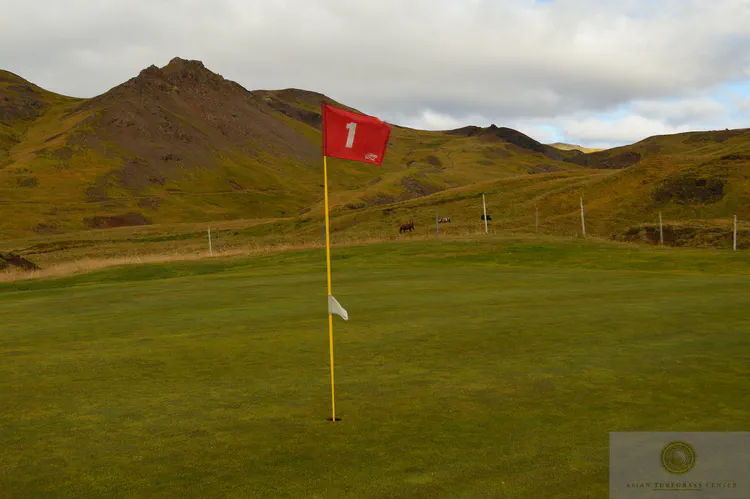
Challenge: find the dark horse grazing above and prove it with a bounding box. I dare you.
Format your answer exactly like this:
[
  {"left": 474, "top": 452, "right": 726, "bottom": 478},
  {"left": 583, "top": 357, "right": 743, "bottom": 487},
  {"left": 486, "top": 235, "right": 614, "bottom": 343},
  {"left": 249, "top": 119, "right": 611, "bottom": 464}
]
[{"left": 399, "top": 221, "right": 415, "bottom": 233}]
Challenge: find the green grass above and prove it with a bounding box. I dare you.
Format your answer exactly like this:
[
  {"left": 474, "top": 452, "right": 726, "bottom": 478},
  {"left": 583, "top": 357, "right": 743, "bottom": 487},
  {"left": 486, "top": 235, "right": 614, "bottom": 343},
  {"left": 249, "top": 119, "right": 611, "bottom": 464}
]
[{"left": 1, "top": 237, "right": 750, "bottom": 497}]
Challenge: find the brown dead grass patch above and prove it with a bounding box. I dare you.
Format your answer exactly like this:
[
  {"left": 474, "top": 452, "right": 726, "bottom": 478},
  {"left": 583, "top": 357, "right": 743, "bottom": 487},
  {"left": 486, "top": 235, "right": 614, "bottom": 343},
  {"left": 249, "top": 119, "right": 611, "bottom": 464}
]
[{"left": 0, "top": 231, "right": 485, "bottom": 283}]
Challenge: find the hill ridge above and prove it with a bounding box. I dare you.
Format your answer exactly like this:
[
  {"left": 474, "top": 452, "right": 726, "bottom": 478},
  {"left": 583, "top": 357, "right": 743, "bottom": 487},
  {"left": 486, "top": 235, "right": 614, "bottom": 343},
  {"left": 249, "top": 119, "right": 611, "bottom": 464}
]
[{"left": 2, "top": 58, "right": 750, "bottom": 245}]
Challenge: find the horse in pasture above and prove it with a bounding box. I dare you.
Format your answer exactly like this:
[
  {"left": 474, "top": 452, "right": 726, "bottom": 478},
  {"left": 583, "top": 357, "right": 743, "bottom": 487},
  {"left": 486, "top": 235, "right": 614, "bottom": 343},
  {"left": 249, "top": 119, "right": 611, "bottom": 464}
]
[
  {"left": 438, "top": 217, "right": 451, "bottom": 223},
  {"left": 399, "top": 221, "right": 415, "bottom": 233}
]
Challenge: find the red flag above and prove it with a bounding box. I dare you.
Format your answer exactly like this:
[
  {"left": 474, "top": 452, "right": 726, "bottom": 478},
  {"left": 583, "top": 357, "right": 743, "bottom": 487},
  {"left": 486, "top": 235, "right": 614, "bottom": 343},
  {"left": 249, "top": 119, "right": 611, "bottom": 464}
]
[{"left": 322, "top": 103, "right": 392, "bottom": 166}]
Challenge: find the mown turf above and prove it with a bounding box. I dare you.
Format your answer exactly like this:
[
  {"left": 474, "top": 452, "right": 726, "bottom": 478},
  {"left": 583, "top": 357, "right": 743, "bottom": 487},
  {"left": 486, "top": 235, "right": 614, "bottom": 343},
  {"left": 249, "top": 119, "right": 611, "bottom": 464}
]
[{"left": 1, "top": 237, "right": 749, "bottom": 497}]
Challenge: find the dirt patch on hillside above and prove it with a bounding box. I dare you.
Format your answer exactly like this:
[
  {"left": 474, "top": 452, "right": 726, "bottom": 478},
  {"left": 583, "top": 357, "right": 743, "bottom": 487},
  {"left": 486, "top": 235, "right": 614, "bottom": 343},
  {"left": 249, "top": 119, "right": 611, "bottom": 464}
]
[
  {"left": 399, "top": 176, "right": 442, "bottom": 199},
  {"left": 653, "top": 172, "right": 726, "bottom": 205},
  {"left": 84, "top": 212, "right": 152, "bottom": 229},
  {"left": 16, "top": 176, "right": 39, "bottom": 188},
  {"left": 344, "top": 202, "right": 367, "bottom": 210},
  {"left": 138, "top": 197, "right": 160, "bottom": 209},
  {"left": 161, "top": 153, "right": 181, "bottom": 162},
  {"left": 118, "top": 159, "right": 172, "bottom": 191},
  {"left": 85, "top": 182, "right": 110, "bottom": 202},
  {"left": 85, "top": 157, "right": 177, "bottom": 200},
  {"left": 0, "top": 252, "right": 40, "bottom": 271},
  {"left": 720, "top": 153, "right": 750, "bottom": 162},
  {"left": 613, "top": 224, "right": 747, "bottom": 249},
  {"left": 0, "top": 82, "right": 48, "bottom": 123},
  {"left": 424, "top": 155, "right": 442, "bottom": 167},
  {"left": 569, "top": 151, "right": 641, "bottom": 169},
  {"left": 34, "top": 222, "right": 61, "bottom": 234},
  {"left": 363, "top": 192, "right": 399, "bottom": 206},
  {"left": 36, "top": 146, "right": 73, "bottom": 170},
  {"left": 261, "top": 95, "right": 322, "bottom": 129},
  {"left": 528, "top": 164, "right": 563, "bottom": 174}
]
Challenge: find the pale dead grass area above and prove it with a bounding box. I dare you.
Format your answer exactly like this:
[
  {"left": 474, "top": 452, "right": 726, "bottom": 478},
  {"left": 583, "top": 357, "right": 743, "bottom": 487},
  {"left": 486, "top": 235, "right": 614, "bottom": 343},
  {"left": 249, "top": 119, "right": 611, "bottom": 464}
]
[
  {"left": 0, "top": 244, "right": 308, "bottom": 283},
  {"left": 0, "top": 231, "right": 482, "bottom": 283},
  {"left": 1, "top": 221, "right": 650, "bottom": 283}
]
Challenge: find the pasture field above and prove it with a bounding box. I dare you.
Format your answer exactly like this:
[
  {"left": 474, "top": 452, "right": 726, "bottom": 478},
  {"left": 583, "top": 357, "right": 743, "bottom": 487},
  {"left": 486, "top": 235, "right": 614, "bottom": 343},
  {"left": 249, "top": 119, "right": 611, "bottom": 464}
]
[{"left": 1, "top": 236, "right": 749, "bottom": 497}]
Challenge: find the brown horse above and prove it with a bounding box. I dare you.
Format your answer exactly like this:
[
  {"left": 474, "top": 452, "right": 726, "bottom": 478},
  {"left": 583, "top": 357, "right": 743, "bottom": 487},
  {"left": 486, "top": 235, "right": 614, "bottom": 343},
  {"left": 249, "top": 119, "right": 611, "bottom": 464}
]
[{"left": 399, "top": 221, "right": 415, "bottom": 233}]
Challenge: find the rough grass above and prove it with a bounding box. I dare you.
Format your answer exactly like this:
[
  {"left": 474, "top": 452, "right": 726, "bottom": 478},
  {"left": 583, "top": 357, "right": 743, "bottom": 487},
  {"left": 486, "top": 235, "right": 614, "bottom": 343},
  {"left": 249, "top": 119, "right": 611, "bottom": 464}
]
[
  {"left": 2, "top": 201, "right": 748, "bottom": 279},
  {"left": 1, "top": 236, "right": 749, "bottom": 497},
  {"left": 0, "top": 236, "right": 393, "bottom": 282},
  {"left": 3, "top": 66, "right": 750, "bottom": 251}
]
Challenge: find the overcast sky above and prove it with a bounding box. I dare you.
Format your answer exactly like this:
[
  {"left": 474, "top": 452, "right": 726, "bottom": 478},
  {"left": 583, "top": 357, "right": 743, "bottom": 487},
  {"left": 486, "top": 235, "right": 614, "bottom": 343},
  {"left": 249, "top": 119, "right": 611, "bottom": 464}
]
[{"left": 2, "top": 0, "right": 749, "bottom": 148}]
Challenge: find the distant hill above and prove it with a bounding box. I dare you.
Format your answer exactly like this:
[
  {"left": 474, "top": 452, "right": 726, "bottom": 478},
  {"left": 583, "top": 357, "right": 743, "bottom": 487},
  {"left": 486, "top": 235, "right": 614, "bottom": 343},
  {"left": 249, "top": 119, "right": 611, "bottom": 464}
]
[
  {"left": 1, "top": 58, "right": 749, "bottom": 247},
  {"left": 0, "top": 58, "right": 586, "bottom": 237},
  {"left": 548, "top": 142, "right": 604, "bottom": 154}
]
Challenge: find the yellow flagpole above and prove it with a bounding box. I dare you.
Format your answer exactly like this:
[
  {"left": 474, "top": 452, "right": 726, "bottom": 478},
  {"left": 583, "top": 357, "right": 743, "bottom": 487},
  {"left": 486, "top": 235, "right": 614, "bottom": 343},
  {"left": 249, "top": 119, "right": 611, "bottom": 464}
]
[{"left": 323, "top": 155, "right": 336, "bottom": 422}]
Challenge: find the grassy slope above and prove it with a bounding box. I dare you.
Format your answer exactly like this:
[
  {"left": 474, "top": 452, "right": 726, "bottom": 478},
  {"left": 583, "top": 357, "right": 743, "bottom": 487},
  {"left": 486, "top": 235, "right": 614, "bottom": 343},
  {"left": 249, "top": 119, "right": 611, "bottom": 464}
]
[
  {"left": 1, "top": 237, "right": 749, "bottom": 497},
  {"left": 0, "top": 61, "right": 588, "bottom": 240},
  {"left": 324, "top": 128, "right": 750, "bottom": 245},
  {"left": 0, "top": 70, "right": 84, "bottom": 165},
  {"left": 555, "top": 130, "right": 750, "bottom": 238},
  {"left": 0, "top": 82, "right": 584, "bottom": 239},
  {"left": 0, "top": 71, "right": 104, "bottom": 235},
  {"left": 2, "top": 64, "right": 750, "bottom": 253},
  {"left": 2, "top": 162, "right": 749, "bottom": 274}
]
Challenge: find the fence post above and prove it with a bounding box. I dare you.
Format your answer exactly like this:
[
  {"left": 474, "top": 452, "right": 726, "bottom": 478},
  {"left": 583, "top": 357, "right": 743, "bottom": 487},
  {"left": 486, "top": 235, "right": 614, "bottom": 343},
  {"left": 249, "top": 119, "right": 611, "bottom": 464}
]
[
  {"left": 659, "top": 212, "right": 664, "bottom": 246},
  {"left": 208, "top": 224, "right": 213, "bottom": 257},
  {"left": 580, "top": 196, "right": 586, "bottom": 238}
]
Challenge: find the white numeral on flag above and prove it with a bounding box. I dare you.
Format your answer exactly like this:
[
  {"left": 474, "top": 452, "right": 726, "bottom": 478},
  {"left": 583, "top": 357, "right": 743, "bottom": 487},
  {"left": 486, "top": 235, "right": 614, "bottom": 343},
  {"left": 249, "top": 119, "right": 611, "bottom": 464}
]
[{"left": 345, "top": 122, "right": 357, "bottom": 148}]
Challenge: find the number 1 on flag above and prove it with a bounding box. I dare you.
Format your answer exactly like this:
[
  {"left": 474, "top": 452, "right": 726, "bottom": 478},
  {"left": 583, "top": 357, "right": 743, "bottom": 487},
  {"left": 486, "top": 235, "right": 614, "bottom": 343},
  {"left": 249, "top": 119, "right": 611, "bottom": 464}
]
[{"left": 345, "top": 122, "right": 356, "bottom": 148}]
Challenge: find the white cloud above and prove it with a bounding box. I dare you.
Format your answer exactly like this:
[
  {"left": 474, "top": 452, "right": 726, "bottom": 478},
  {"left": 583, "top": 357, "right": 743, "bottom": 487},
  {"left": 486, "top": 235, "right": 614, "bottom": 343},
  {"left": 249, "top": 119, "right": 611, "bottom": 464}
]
[
  {"left": 553, "top": 94, "right": 749, "bottom": 148},
  {"left": 561, "top": 115, "right": 694, "bottom": 147},
  {"left": 631, "top": 97, "right": 726, "bottom": 126},
  {"left": 395, "top": 110, "right": 465, "bottom": 130},
  {"left": 511, "top": 124, "right": 563, "bottom": 144}
]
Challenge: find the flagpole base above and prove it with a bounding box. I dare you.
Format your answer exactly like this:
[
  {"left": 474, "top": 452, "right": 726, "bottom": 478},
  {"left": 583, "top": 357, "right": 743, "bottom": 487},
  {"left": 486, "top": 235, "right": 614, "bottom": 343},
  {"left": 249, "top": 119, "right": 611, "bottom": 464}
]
[{"left": 326, "top": 417, "right": 342, "bottom": 422}]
